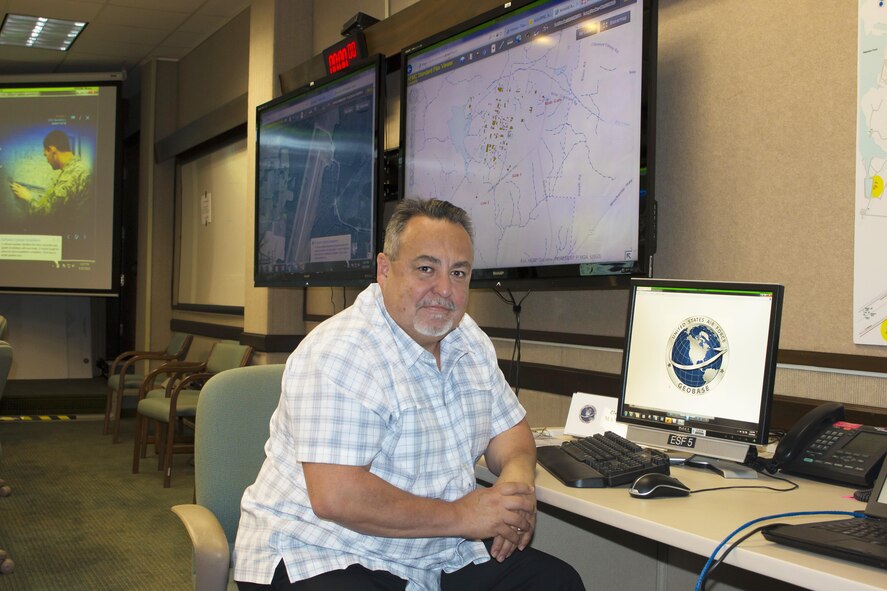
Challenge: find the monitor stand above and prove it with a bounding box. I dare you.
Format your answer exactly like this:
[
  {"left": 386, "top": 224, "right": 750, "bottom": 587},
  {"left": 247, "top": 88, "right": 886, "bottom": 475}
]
[{"left": 684, "top": 455, "right": 758, "bottom": 479}]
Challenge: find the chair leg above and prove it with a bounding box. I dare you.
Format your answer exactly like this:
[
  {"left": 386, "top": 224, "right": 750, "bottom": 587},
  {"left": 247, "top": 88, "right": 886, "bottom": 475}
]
[
  {"left": 162, "top": 417, "right": 176, "bottom": 488},
  {"left": 111, "top": 387, "right": 126, "bottom": 444},
  {"left": 153, "top": 420, "right": 161, "bottom": 455},
  {"left": 156, "top": 422, "right": 167, "bottom": 471},
  {"left": 132, "top": 411, "right": 149, "bottom": 473},
  {"left": 102, "top": 387, "right": 113, "bottom": 435}
]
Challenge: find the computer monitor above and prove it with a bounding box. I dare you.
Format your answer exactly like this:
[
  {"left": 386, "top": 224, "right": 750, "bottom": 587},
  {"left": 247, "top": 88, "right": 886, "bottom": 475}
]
[
  {"left": 617, "top": 278, "right": 784, "bottom": 469},
  {"left": 254, "top": 55, "right": 383, "bottom": 287},
  {"left": 400, "top": 0, "right": 657, "bottom": 289}
]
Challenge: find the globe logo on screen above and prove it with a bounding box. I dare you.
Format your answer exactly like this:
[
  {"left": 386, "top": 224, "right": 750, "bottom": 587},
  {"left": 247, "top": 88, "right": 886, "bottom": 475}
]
[{"left": 666, "top": 317, "right": 728, "bottom": 394}]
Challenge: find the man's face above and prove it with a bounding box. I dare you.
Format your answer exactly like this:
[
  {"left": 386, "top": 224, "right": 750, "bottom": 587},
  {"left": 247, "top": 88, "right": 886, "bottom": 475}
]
[
  {"left": 377, "top": 216, "right": 473, "bottom": 353},
  {"left": 43, "top": 146, "right": 61, "bottom": 170}
]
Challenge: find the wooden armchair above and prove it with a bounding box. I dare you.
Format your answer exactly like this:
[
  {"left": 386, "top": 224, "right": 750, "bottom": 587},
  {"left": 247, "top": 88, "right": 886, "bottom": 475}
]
[
  {"left": 104, "top": 332, "right": 193, "bottom": 443},
  {"left": 131, "top": 341, "right": 253, "bottom": 487}
]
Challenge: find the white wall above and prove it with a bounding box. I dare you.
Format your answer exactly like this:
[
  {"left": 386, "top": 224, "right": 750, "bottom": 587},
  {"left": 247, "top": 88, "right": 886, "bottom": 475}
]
[{"left": 0, "top": 294, "right": 93, "bottom": 379}]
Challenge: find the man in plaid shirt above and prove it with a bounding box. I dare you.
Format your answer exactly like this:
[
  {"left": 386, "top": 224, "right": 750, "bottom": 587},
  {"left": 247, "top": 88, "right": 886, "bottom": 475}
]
[{"left": 234, "top": 199, "right": 584, "bottom": 591}]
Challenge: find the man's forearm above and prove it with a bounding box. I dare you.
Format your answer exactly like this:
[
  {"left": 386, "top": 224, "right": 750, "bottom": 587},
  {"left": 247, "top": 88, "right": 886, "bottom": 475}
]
[
  {"left": 305, "top": 463, "right": 461, "bottom": 537},
  {"left": 303, "top": 462, "right": 534, "bottom": 542}
]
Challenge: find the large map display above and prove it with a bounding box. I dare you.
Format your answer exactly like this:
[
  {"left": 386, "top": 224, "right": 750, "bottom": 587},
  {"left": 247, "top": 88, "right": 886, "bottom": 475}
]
[
  {"left": 255, "top": 66, "right": 377, "bottom": 284},
  {"left": 856, "top": 1, "right": 887, "bottom": 345},
  {"left": 403, "top": 0, "right": 644, "bottom": 272}
]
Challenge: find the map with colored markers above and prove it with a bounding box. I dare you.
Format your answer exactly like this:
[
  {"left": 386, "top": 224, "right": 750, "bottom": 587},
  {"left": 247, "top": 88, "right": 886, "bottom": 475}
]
[
  {"left": 855, "top": 0, "right": 887, "bottom": 345},
  {"left": 403, "top": 0, "right": 644, "bottom": 272}
]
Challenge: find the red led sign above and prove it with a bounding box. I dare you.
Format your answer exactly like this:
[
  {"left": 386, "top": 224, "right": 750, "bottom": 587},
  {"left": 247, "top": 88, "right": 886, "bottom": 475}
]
[{"left": 322, "top": 33, "right": 368, "bottom": 75}]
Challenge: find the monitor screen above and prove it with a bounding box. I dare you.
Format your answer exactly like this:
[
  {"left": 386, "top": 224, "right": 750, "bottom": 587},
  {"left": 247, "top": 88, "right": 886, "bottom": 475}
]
[
  {"left": 400, "top": 0, "right": 656, "bottom": 289},
  {"left": 254, "top": 56, "right": 383, "bottom": 287},
  {"left": 0, "top": 81, "right": 121, "bottom": 295},
  {"left": 618, "top": 278, "right": 784, "bottom": 458}
]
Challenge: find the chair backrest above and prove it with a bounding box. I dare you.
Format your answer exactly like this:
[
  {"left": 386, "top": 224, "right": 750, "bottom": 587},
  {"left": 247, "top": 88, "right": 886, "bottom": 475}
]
[
  {"left": 194, "top": 364, "right": 284, "bottom": 543},
  {"left": 164, "top": 332, "right": 193, "bottom": 359},
  {"left": 205, "top": 342, "right": 253, "bottom": 375},
  {"left": 0, "top": 316, "right": 7, "bottom": 341},
  {"left": 0, "top": 341, "right": 12, "bottom": 400}
]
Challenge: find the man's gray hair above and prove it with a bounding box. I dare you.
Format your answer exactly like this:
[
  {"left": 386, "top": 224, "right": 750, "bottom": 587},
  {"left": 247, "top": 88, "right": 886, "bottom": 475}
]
[{"left": 383, "top": 198, "right": 474, "bottom": 260}]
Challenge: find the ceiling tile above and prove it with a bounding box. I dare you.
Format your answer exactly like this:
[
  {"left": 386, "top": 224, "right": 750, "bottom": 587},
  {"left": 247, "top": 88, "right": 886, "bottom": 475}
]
[
  {"left": 176, "top": 12, "right": 229, "bottom": 35},
  {"left": 68, "top": 37, "right": 152, "bottom": 65},
  {"left": 145, "top": 44, "right": 189, "bottom": 60},
  {"left": 92, "top": 5, "right": 190, "bottom": 29},
  {"left": 160, "top": 28, "right": 205, "bottom": 49},
  {"left": 198, "top": 0, "right": 250, "bottom": 18},
  {"left": 58, "top": 51, "right": 130, "bottom": 71},
  {"left": 0, "top": 58, "right": 61, "bottom": 74},
  {"left": 109, "top": 0, "right": 205, "bottom": 13},
  {"left": 7, "top": 0, "right": 104, "bottom": 21},
  {"left": 0, "top": 0, "right": 253, "bottom": 75},
  {"left": 79, "top": 22, "right": 170, "bottom": 46}
]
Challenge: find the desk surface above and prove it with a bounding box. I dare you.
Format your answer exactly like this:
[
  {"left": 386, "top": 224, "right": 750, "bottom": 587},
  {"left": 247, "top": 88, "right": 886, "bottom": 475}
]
[{"left": 477, "top": 458, "right": 886, "bottom": 591}]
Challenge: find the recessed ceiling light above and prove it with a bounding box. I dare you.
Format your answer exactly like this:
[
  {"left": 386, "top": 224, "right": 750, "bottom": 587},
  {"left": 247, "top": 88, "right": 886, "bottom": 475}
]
[{"left": 0, "top": 14, "right": 87, "bottom": 52}]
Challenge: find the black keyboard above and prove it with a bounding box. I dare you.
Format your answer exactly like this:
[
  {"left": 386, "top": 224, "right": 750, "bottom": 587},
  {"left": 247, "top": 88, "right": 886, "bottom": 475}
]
[
  {"left": 813, "top": 518, "right": 887, "bottom": 541},
  {"left": 536, "top": 431, "right": 670, "bottom": 488}
]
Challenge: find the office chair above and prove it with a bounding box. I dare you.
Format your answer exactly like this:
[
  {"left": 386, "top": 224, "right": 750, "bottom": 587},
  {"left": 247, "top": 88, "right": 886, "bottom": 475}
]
[
  {"left": 0, "top": 339, "right": 15, "bottom": 574},
  {"left": 132, "top": 341, "right": 253, "bottom": 487},
  {"left": 104, "top": 332, "right": 194, "bottom": 443},
  {"left": 171, "top": 364, "right": 284, "bottom": 591}
]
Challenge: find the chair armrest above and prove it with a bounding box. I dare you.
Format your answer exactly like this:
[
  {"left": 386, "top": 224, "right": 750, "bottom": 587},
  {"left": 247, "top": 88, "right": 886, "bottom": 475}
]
[
  {"left": 173, "top": 372, "right": 214, "bottom": 394},
  {"left": 166, "top": 372, "right": 214, "bottom": 412},
  {"left": 109, "top": 350, "right": 142, "bottom": 376},
  {"left": 139, "top": 362, "right": 207, "bottom": 399},
  {"left": 171, "top": 504, "right": 230, "bottom": 591},
  {"left": 109, "top": 350, "right": 175, "bottom": 377}
]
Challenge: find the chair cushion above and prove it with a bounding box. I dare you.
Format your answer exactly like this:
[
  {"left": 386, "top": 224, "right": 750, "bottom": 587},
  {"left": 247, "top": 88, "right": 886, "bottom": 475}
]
[
  {"left": 145, "top": 388, "right": 166, "bottom": 399},
  {"left": 137, "top": 391, "right": 201, "bottom": 422},
  {"left": 143, "top": 378, "right": 176, "bottom": 400},
  {"left": 205, "top": 343, "right": 250, "bottom": 374},
  {"left": 108, "top": 373, "right": 145, "bottom": 391}
]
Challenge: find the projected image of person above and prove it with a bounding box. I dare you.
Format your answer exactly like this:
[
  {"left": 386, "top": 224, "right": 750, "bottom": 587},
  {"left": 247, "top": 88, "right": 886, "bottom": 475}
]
[{"left": 9, "top": 129, "right": 91, "bottom": 218}]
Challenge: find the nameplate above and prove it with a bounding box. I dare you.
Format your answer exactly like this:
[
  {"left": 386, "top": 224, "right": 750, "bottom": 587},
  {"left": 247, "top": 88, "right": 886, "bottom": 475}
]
[{"left": 564, "top": 392, "right": 626, "bottom": 438}]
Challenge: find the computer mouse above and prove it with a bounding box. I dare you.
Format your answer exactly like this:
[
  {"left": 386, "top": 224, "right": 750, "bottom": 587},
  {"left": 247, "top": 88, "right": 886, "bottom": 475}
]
[{"left": 629, "top": 473, "right": 691, "bottom": 498}]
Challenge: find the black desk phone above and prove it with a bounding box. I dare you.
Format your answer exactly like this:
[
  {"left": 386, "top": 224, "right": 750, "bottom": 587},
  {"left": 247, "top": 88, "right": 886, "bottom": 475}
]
[{"left": 774, "top": 402, "right": 887, "bottom": 487}]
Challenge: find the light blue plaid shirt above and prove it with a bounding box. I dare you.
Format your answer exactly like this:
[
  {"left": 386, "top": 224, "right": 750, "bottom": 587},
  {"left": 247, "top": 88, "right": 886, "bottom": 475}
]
[{"left": 233, "top": 283, "right": 526, "bottom": 591}]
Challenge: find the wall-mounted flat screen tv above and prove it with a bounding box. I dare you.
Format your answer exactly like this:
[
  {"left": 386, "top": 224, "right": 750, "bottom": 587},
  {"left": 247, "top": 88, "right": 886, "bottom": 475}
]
[
  {"left": 400, "top": 0, "right": 657, "bottom": 289},
  {"left": 255, "top": 55, "right": 383, "bottom": 287}
]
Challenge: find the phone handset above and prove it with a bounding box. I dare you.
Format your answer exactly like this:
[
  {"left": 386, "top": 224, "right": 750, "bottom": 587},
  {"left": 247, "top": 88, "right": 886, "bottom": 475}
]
[{"left": 771, "top": 402, "right": 845, "bottom": 469}]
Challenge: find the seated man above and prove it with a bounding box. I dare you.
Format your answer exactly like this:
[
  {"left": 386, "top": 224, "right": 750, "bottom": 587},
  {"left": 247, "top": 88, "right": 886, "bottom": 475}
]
[{"left": 234, "top": 198, "right": 584, "bottom": 591}]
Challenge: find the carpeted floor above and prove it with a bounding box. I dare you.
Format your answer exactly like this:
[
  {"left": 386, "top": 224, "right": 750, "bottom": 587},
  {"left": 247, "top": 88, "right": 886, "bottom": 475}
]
[{"left": 0, "top": 417, "right": 195, "bottom": 590}]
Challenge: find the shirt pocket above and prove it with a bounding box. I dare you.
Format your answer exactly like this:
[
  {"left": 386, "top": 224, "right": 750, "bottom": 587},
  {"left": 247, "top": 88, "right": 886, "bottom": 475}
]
[
  {"left": 376, "top": 403, "right": 479, "bottom": 500},
  {"left": 448, "top": 371, "right": 496, "bottom": 461}
]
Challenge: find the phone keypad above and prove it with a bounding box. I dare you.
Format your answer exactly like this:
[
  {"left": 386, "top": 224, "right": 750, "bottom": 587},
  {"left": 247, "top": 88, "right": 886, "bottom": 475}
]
[{"left": 805, "top": 428, "right": 868, "bottom": 474}]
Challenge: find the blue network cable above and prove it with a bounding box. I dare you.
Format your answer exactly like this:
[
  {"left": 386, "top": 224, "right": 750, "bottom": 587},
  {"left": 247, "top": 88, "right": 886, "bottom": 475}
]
[{"left": 695, "top": 510, "right": 864, "bottom": 591}]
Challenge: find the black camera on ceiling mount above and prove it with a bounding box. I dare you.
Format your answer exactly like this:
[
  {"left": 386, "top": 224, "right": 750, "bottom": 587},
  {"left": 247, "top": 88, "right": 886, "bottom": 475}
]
[{"left": 341, "top": 12, "right": 379, "bottom": 37}]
